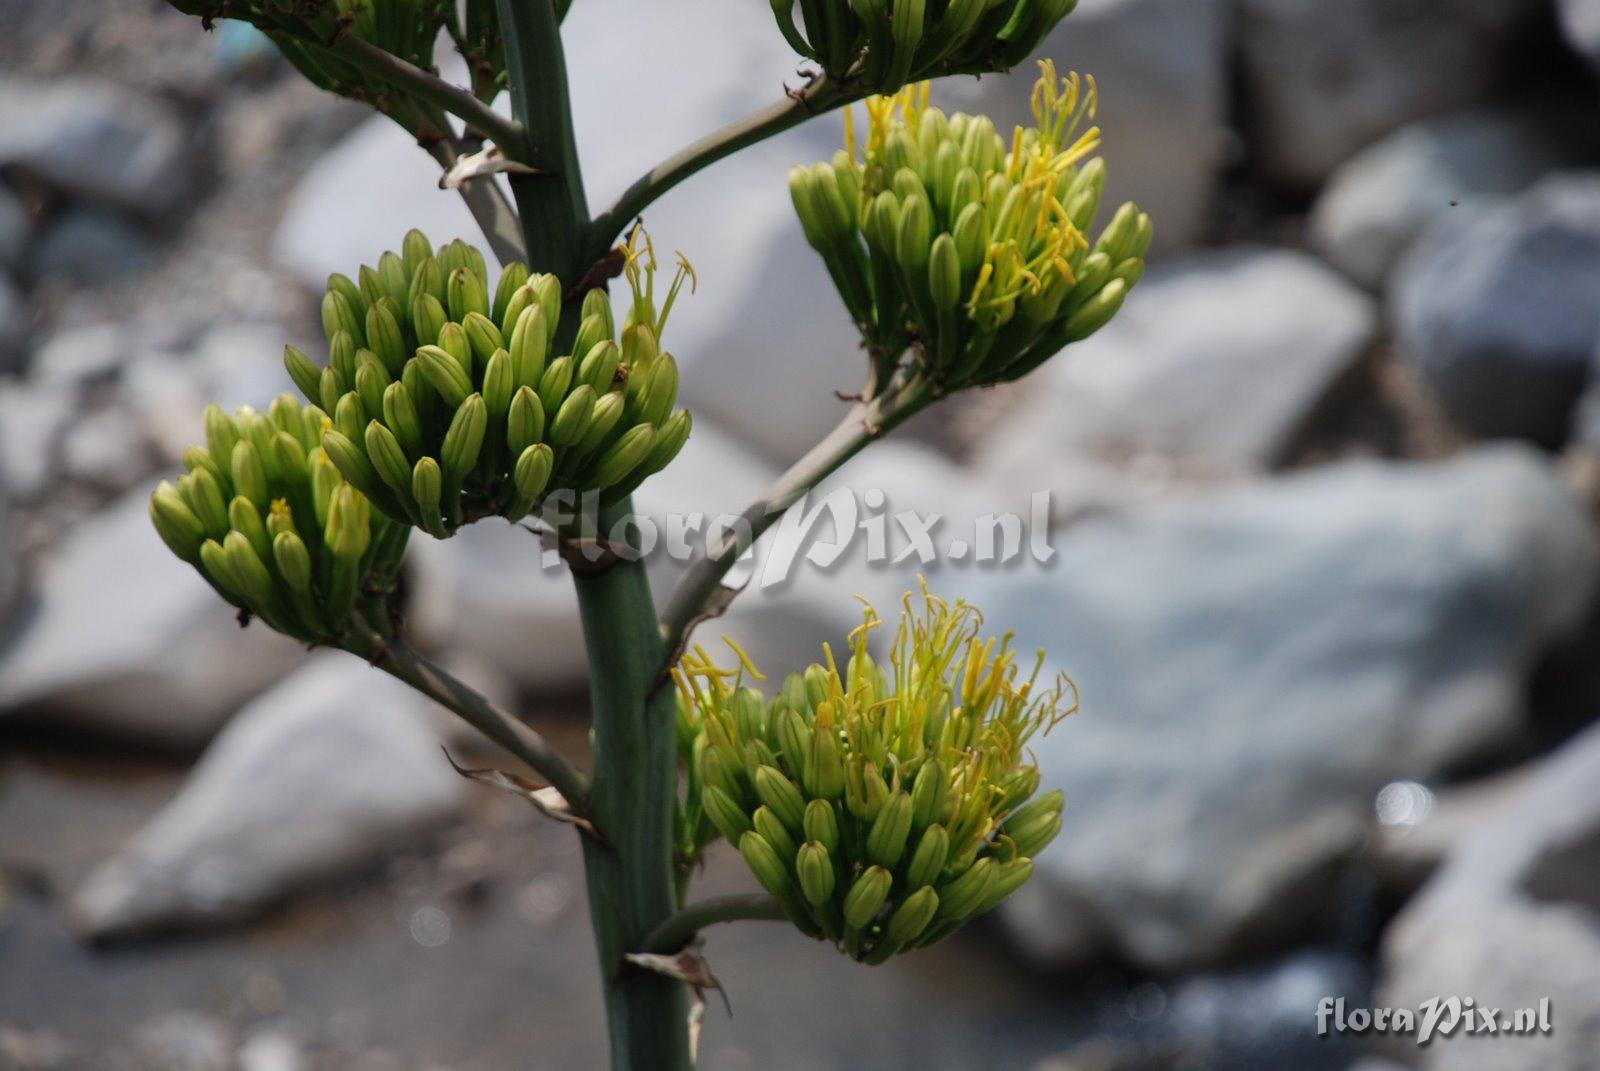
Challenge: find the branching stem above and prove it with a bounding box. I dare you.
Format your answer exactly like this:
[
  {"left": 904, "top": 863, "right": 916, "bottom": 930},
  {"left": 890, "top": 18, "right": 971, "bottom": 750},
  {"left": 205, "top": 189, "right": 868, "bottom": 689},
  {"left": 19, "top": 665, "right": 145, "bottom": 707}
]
[
  {"left": 642, "top": 894, "right": 788, "bottom": 954},
  {"left": 345, "top": 626, "right": 591, "bottom": 810},
  {"left": 657, "top": 374, "right": 934, "bottom": 662},
  {"left": 584, "top": 76, "right": 860, "bottom": 263}
]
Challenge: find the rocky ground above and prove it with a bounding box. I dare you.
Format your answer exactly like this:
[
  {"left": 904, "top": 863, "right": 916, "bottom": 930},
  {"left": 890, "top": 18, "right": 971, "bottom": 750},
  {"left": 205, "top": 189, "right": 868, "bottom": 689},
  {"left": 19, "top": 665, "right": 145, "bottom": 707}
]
[{"left": 3, "top": 1, "right": 1600, "bottom": 1069}]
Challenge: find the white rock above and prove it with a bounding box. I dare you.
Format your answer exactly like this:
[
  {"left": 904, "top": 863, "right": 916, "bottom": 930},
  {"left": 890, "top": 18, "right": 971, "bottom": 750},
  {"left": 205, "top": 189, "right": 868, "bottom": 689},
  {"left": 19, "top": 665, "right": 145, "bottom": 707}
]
[
  {"left": 0, "top": 486, "right": 304, "bottom": 746},
  {"left": 1381, "top": 720, "right": 1600, "bottom": 1070},
  {"left": 29, "top": 322, "right": 124, "bottom": 388},
  {"left": 61, "top": 406, "right": 153, "bottom": 492},
  {"left": 71, "top": 654, "right": 463, "bottom": 940},
  {"left": 1311, "top": 109, "right": 1578, "bottom": 290},
  {"left": 972, "top": 247, "right": 1376, "bottom": 500},
  {"left": 989, "top": 446, "right": 1597, "bottom": 970},
  {"left": 0, "top": 377, "right": 76, "bottom": 501},
  {"left": 1558, "top": 0, "right": 1600, "bottom": 76}
]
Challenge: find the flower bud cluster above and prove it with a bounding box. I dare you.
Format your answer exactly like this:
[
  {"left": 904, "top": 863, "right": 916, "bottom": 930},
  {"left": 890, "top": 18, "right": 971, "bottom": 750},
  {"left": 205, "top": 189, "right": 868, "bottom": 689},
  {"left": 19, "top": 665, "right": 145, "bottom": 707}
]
[
  {"left": 790, "top": 62, "right": 1151, "bottom": 390},
  {"left": 771, "top": 0, "right": 1081, "bottom": 92},
  {"left": 150, "top": 396, "right": 406, "bottom": 644},
  {"left": 676, "top": 585, "right": 1074, "bottom": 963},
  {"left": 283, "top": 228, "right": 693, "bottom": 538}
]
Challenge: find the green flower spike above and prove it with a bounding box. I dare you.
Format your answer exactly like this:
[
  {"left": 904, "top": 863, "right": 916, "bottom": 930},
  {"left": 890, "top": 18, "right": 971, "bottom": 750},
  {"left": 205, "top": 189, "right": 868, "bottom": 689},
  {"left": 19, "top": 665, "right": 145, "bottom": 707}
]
[
  {"left": 283, "top": 227, "right": 695, "bottom": 537},
  {"left": 674, "top": 582, "right": 1076, "bottom": 963},
  {"left": 151, "top": 397, "right": 408, "bottom": 644},
  {"left": 790, "top": 61, "right": 1151, "bottom": 391},
  {"left": 771, "top": 0, "right": 1083, "bottom": 93}
]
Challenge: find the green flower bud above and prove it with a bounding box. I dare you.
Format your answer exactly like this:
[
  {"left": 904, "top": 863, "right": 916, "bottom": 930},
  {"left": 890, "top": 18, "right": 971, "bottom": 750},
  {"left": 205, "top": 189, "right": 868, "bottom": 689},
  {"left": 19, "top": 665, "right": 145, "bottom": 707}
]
[
  {"left": 929, "top": 232, "right": 961, "bottom": 311},
  {"left": 324, "top": 483, "right": 371, "bottom": 561},
  {"left": 320, "top": 429, "right": 386, "bottom": 506},
  {"left": 1062, "top": 278, "right": 1127, "bottom": 343},
  {"left": 702, "top": 783, "right": 754, "bottom": 843},
  {"left": 491, "top": 261, "right": 529, "bottom": 325},
  {"left": 536, "top": 356, "right": 574, "bottom": 423},
  {"left": 401, "top": 228, "right": 432, "bottom": 279},
  {"left": 376, "top": 251, "right": 409, "bottom": 310},
  {"left": 508, "top": 305, "right": 549, "bottom": 389},
  {"left": 446, "top": 265, "right": 489, "bottom": 323},
  {"left": 866, "top": 789, "right": 913, "bottom": 869},
  {"left": 364, "top": 420, "right": 414, "bottom": 502},
  {"left": 639, "top": 408, "right": 691, "bottom": 477},
  {"left": 978, "top": 857, "right": 1034, "bottom": 915},
  {"left": 578, "top": 340, "right": 621, "bottom": 394},
  {"left": 754, "top": 765, "right": 806, "bottom": 834},
  {"left": 752, "top": 805, "right": 798, "bottom": 865},
  {"left": 149, "top": 482, "right": 207, "bottom": 562},
  {"left": 581, "top": 287, "right": 613, "bottom": 338},
  {"left": 1007, "top": 809, "right": 1063, "bottom": 859},
  {"left": 910, "top": 759, "right": 948, "bottom": 831},
  {"left": 936, "top": 856, "right": 998, "bottom": 920},
  {"left": 842, "top": 865, "right": 893, "bottom": 929},
  {"left": 886, "top": 885, "right": 939, "bottom": 945},
  {"left": 354, "top": 358, "right": 389, "bottom": 422},
  {"left": 904, "top": 824, "right": 950, "bottom": 889},
  {"left": 180, "top": 470, "right": 230, "bottom": 541},
  {"left": 589, "top": 423, "right": 654, "bottom": 489},
  {"left": 512, "top": 443, "right": 554, "bottom": 504},
  {"left": 223, "top": 529, "right": 275, "bottom": 608},
  {"left": 549, "top": 384, "right": 595, "bottom": 447},
  {"left": 440, "top": 394, "right": 487, "bottom": 480},
  {"left": 802, "top": 798, "right": 840, "bottom": 853},
  {"left": 321, "top": 289, "right": 365, "bottom": 348},
  {"left": 327, "top": 272, "right": 369, "bottom": 324},
  {"left": 228, "top": 495, "right": 272, "bottom": 565},
  {"left": 272, "top": 530, "right": 313, "bottom": 593},
  {"left": 284, "top": 345, "right": 322, "bottom": 402},
  {"left": 437, "top": 321, "right": 473, "bottom": 379},
  {"left": 507, "top": 386, "right": 546, "bottom": 456},
  {"left": 796, "top": 841, "right": 836, "bottom": 905},
  {"left": 411, "top": 456, "right": 443, "bottom": 529},
  {"left": 416, "top": 344, "right": 473, "bottom": 409},
  {"left": 411, "top": 292, "right": 448, "bottom": 348},
  {"left": 203, "top": 404, "right": 240, "bottom": 480},
  {"left": 365, "top": 300, "right": 406, "bottom": 376},
  {"left": 381, "top": 382, "right": 424, "bottom": 455},
  {"left": 198, "top": 538, "right": 236, "bottom": 596},
  {"left": 462, "top": 311, "right": 505, "bottom": 364},
  {"left": 231, "top": 440, "right": 270, "bottom": 510},
  {"left": 481, "top": 349, "right": 515, "bottom": 418},
  {"left": 575, "top": 391, "right": 626, "bottom": 455}
]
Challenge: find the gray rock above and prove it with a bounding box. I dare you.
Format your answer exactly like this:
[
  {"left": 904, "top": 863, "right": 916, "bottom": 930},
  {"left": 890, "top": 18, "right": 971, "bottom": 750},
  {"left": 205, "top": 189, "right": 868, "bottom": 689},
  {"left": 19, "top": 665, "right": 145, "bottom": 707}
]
[
  {"left": 991, "top": 446, "right": 1597, "bottom": 971},
  {"left": 30, "top": 207, "right": 154, "bottom": 282},
  {"left": 0, "top": 77, "right": 188, "bottom": 215},
  {"left": 28, "top": 322, "right": 125, "bottom": 388},
  {"left": 1380, "top": 720, "right": 1600, "bottom": 1070},
  {"left": 1558, "top": 0, "right": 1600, "bottom": 76},
  {"left": 1238, "top": 0, "right": 1543, "bottom": 186},
  {"left": 1311, "top": 109, "right": 1579, "bottom": 290},
  {"left": 1392, "top": 174, "right": 1600, "bottom": 446},
  {"left": 0, "top": 185, "right": 29, "bottom": 268},
  {"left": 61, "top": 406, "right": 154, "bottom": 492},
  {"left": 71, "top": 654, "right": 463, "bottom": 940},
  {"left": 973, "top": 248, "right": 1376, "bottom": 497},
  {"left": 0, "top": 485, "right": 304, "bottom": 747},
  {"left": 0, "top": 377, "right": 75, "bottom": 501},
  {"left": 128, "top": 1013, "right": 231, "bottom": 1071},
  {"left": 940, "top": 0, "right": 1232, "bottom": 252},
  {"left": 0, "top": 481, "right": 19, "bottom": 641},
  {"left": 0, "top": 275, "right": 30, "bottom": 374},
  {"left": 1373, "top": 765, "right": 1538, "bottom": 896}
]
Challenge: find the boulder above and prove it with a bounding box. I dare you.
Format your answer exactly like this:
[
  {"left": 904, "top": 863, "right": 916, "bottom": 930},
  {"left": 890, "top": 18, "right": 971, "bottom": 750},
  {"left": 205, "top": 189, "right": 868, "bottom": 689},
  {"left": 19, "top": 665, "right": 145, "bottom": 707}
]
[
  {"left": 1380, "top": 721, "right": 1600, "bottom": 1069},
  {"left": 0, "top": 486, "right": 304, "bottom": 747},
  {"left": 71, "top": 653, "right": 464, "bottom": 940},
  {"left": 0, "top": 377, "right": 75, "bottom": 501},
  {"left": 1558, "top": 0, "right": 1600, "bottom": 77},
  {"left": 0, "top": 185, "right": 28, "bottom": 269},
  {"left": 1391, "top": 174, "right": 1600, "bottom": 446},
  {"left": 30, "top": 207, "right": 154, "bottom": 282},
  {"left": 972, "top": 248, "right": 1376, "bottom": 499},
  {"left": 939, "top": 0, "right": 1232, "bottom": 252},
  {"left": 0, "top": 77, "right": 189, "bottom": 216},
  {"left": 1238, "top": 0, "right": 1544, "bottom": 186},
  {"left": 1310, "top": 109, "right": 1583, "bottom": 290},
  {"left": 990, "top": 446, "right": 1597, "bottom": 970}
]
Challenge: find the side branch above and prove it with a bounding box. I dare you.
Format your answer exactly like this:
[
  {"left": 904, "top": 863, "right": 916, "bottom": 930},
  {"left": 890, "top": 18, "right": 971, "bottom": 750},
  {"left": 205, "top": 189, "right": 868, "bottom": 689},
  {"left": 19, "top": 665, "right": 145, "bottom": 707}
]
[
  {"left": 326, "top": 35, "right": 526, "bottom": 152},
  {"left": 583, "top": 76, "right": 858, "bottom": 263},
  {"left": 346, "top": 626, "right": 591, "bottom": 810},
  {"left": 656, "top": 375, "right": 933, "bottom": 662},
  {"left": 423, "top": 137, "right": 527, "bottom": 268},
  {"left": 642, "top": 894, "right": 788, "bottom": 954}
]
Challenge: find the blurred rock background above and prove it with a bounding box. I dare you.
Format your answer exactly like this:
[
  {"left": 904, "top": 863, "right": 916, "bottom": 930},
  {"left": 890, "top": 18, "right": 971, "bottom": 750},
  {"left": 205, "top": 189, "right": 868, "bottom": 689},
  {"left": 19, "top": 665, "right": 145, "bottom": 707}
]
[{"left": 3, "top": 0, "right": 1600, "bottom": 1068}]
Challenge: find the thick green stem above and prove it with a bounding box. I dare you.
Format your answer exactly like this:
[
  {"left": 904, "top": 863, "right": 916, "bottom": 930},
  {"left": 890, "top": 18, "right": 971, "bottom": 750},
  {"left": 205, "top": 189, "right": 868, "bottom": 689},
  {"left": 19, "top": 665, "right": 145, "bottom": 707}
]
[
  {"left": 496, "top": 0, "right": 589, "bottom": 287},
  {"left": 584, "top": 76, "right": 858, "bottom": 263},
  {"left": 643, "top": 894, "right": 787, "bottom": 954},
  {"left": 574, "top": 524, "right": 692, "bottom": 1071}
]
